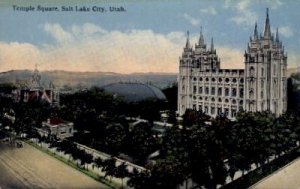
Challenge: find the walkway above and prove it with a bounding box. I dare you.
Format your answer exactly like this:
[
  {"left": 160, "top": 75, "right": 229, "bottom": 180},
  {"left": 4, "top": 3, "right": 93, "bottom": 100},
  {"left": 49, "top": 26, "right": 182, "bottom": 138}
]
[{"left": 250, "top": 157, "right": 300, "bottom": 189}]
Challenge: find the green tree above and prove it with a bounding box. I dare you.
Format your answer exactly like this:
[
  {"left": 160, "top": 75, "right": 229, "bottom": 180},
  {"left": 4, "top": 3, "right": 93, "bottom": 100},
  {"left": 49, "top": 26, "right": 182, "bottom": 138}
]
[
  {"left": 101, "top": 157, "right": 117, "bottom": 181},
  {"left": 115, "top": 162, "right": 129, "bottom": 188}
]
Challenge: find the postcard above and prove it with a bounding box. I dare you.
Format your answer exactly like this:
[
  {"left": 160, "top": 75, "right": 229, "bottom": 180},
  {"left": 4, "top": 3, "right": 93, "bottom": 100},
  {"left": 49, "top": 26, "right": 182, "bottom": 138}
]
[{"left": 0, "top": 0, "right": 300, "bottom": 189}]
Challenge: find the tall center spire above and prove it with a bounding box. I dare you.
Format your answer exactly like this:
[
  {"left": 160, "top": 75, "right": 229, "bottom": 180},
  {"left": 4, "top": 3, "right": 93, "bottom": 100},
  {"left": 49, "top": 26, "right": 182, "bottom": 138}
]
[
  {"left": 263, "top": 8, "right": 271, "bottom": 38},
  {"left": 199, "top": 26, "right": 204, "bottom": 45}
]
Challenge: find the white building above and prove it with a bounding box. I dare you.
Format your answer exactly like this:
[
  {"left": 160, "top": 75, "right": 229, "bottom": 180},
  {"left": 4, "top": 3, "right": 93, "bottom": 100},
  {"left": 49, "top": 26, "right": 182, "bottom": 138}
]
[
  {"left": 178, "top": 9, "right": 287, "bottom": 119},
  {"left": 37, "top": 118, "right": 74, "bottom": 139}
]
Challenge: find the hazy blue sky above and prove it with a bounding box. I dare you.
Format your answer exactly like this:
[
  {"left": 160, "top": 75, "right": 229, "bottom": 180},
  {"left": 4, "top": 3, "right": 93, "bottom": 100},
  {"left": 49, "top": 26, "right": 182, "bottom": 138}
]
[{"left": 0, "top": 0, "right": 299, "bottom": 73}]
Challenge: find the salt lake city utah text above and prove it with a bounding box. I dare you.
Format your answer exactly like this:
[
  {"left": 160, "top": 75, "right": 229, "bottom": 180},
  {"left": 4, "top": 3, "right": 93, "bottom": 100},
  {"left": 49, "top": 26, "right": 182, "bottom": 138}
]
[{"left": 12, "top": 5, "right": 126, "bottom": 13}]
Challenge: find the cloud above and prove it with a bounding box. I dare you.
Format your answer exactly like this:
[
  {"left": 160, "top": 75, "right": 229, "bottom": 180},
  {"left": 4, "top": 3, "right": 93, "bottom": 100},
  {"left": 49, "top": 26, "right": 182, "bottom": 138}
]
[
  {"left": 264, "top": 0, "right": 283, "bottom": 9},
  {"left": 225, "top": 0, "right": 283, "bottom": 10},
  {"left": 0, "top": 42, "right": 42, "bottom": 71},
  {"left": 0, "top": 23, "right": 247, "bottom": 74},
  {"left": 288, "top": 52, "right": 300, "bottom": 68},
  {"left": 200, "top": 7, "right": 217, "bottom": 15},
  {"left": 224, "top": 0, "right": 232, "bottom": 8},
  {"left": 226, "top": 0, "right": 283, "bottom": 28},
  {"left": 0, "top": 23, "right": 184, "bottom": 73},
  {"left": 183, "top": 13, "right": 200, "bottom": 27},
  {"left": 278, "top": 26, "right": 294, "bottom": 38},
  {"left": 231, "top": 11, "right": 257, "bottom": 27},
  {"left": 226, "top": 0, "right": 258, "bottom": 28},
  {"left": 44, "top": 23, "right": 74, "bottom": 44},
  {"left": 217, "top": 47, "right": 244, "bottom": 69}
]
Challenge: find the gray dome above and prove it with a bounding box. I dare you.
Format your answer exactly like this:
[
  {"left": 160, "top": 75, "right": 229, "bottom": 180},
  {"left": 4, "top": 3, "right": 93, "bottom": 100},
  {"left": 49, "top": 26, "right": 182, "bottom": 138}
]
[{"left": 102, "top": 83, "right": 167, "bottom": 102}]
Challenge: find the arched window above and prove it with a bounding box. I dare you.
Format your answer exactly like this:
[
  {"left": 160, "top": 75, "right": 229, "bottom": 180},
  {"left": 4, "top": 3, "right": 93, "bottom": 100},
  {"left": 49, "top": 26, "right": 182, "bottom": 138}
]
[
  {"left": 261, "top": 67, "right": 264, "bottom": 77},
  {"left": 211, "top": 87, "right": 216, "bottom": 95},
  {"left": 249, "top": 89, "right": 254, "bottom": 99},
  {"left": 225, "top": 88, "right": 229, "bottom": 96},
  {"left": 232, "top": 88, "right": 237, "bottom": 97},
  {"left": 199, "top": 87, "right": 203, "bottom": 94},
  {"left": 250, "top": 66, "right": 255, "bottom": 77},
  {"left": 218, "top": 88, "right": 222, "bottom": 96},
  {"left": 250, "top": 79, "right": 254, "bottom": 88},
  {"left": 205, "top": 87, "right": 209, "bottom": 94},
  {"left": 239, "top": 100, "right": 243, "bottom": 105},
  {"left": 225, "top": 78, "right": 230, "bottom": 83},
  {"left": 240, "top": 88, "right": 244, "bottom": 98},
  {"left": 232, "top": 99, "right": 236, "bottom": 104}
]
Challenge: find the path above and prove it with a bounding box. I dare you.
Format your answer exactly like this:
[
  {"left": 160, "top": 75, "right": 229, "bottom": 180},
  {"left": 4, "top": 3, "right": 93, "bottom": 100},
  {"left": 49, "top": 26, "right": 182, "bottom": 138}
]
[{"left": 250, "top": 157, "right": 300, "bottom": 189}]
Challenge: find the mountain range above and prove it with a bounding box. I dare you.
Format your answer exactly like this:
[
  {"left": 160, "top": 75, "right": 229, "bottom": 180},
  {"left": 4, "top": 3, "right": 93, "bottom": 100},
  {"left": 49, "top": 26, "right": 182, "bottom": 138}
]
[
  {"left": 0, "top": 67, "right": 298, "bottom": 90},
  {"left": 0, "top": 70, "right": 177, "bottom": 89}
]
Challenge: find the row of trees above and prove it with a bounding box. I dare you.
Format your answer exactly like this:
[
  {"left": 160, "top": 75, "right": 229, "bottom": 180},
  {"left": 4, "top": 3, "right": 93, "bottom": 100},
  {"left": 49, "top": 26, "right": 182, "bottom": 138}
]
[
  {"left": 47, "top": 138, "right": 129, "bottom": 188},
  {"left": 126, "top": 109, "right": 300, "bottom": 189}
]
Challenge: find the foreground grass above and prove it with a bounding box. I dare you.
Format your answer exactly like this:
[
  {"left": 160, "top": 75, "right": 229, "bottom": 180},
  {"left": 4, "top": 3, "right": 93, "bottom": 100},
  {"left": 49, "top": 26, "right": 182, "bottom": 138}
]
[{"left": 25, "top": 140, "right": 122, "bottom": 189}]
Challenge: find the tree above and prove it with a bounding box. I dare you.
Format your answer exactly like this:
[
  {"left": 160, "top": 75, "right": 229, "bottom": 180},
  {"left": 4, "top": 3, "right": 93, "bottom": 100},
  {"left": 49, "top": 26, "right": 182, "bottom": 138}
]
[
  {"left": 103, "top": 123, "right": 127, "bottom": 155},
  {"left": 124, "top": 122, "right": 158, "bottom": 165},
  {"left": 94, "top": 157, "right": 103, "bottom": 171},
  {"left": 115, "top": 162, "right": 129, "bottom": 188},
  {"left": 127, "top": 168, "right": 151, "bottom": 189},
  {"left": 101, "top": 157, "right": 117, "bottom": 181}
]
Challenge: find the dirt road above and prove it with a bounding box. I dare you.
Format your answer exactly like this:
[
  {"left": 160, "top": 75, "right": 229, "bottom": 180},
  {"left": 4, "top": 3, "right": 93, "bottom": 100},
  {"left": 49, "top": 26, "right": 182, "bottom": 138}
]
[{"left": 0, "top": 140, "right": 109, "bottom": 189}]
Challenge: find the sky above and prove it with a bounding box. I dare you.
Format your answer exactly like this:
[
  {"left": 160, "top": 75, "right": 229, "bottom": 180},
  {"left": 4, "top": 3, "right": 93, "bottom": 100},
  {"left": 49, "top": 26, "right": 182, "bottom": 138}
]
[{"left": 0, "top": 0, "right": 299, "bottom": 73}]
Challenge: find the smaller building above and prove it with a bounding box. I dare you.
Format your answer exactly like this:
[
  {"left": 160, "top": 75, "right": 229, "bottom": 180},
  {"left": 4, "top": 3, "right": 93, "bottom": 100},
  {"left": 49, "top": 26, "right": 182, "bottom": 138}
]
[
  {"left": 12, "top": 65, "right": 59, "bottom": 105},
  {"left": 37, "top": 118, "right": 74, "bottom": 139}
]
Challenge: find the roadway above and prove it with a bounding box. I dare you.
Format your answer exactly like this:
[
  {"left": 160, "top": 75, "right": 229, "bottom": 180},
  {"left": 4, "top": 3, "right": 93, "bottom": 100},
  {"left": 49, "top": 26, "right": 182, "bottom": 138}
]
[{"left": 0, "top": 132, "right": 108, "bottom": 189}]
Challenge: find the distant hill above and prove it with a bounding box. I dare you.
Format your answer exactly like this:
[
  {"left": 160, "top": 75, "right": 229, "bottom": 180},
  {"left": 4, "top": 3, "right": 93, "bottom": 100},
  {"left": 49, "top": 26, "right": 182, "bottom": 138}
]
[
  {"left": 287, "top": 67, "right": 300, "bottom": 77},
  {"left": 0, "top": 70, "right": 177, "bottom": 89}
]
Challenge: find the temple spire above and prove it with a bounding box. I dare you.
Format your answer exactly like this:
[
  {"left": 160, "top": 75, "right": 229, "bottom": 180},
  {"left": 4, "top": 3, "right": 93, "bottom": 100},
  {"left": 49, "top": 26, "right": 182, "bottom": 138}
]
[
  {"left": 275, "top": 27, "right": 279, "bottom": 42},
  {"left": 199, "top": 26, "right": 204, "bottom": 45},
  {"left": 185, "top": 30, "right": 191, "bottom": 49},
  {"left": 211, "top": 37, "right": 214, "bottom": 52},
  {"left": 253, "top": 22, "right": 258, "bottom": 40},
  {"left": 263, "top": 8, "right": 271, "bottom": 38}
]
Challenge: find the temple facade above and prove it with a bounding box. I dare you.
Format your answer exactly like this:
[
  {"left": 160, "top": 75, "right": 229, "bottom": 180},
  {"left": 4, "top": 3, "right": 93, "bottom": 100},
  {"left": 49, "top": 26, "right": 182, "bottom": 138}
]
[{"left": 178, "top": 9, "right": 287, "bottom": 119}]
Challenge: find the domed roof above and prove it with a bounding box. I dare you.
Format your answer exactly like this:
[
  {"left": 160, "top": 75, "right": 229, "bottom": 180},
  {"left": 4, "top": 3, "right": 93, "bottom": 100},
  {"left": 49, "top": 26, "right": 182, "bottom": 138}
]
[{"left": 102, "top": 82, "right": 167, "bottom": 102}]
